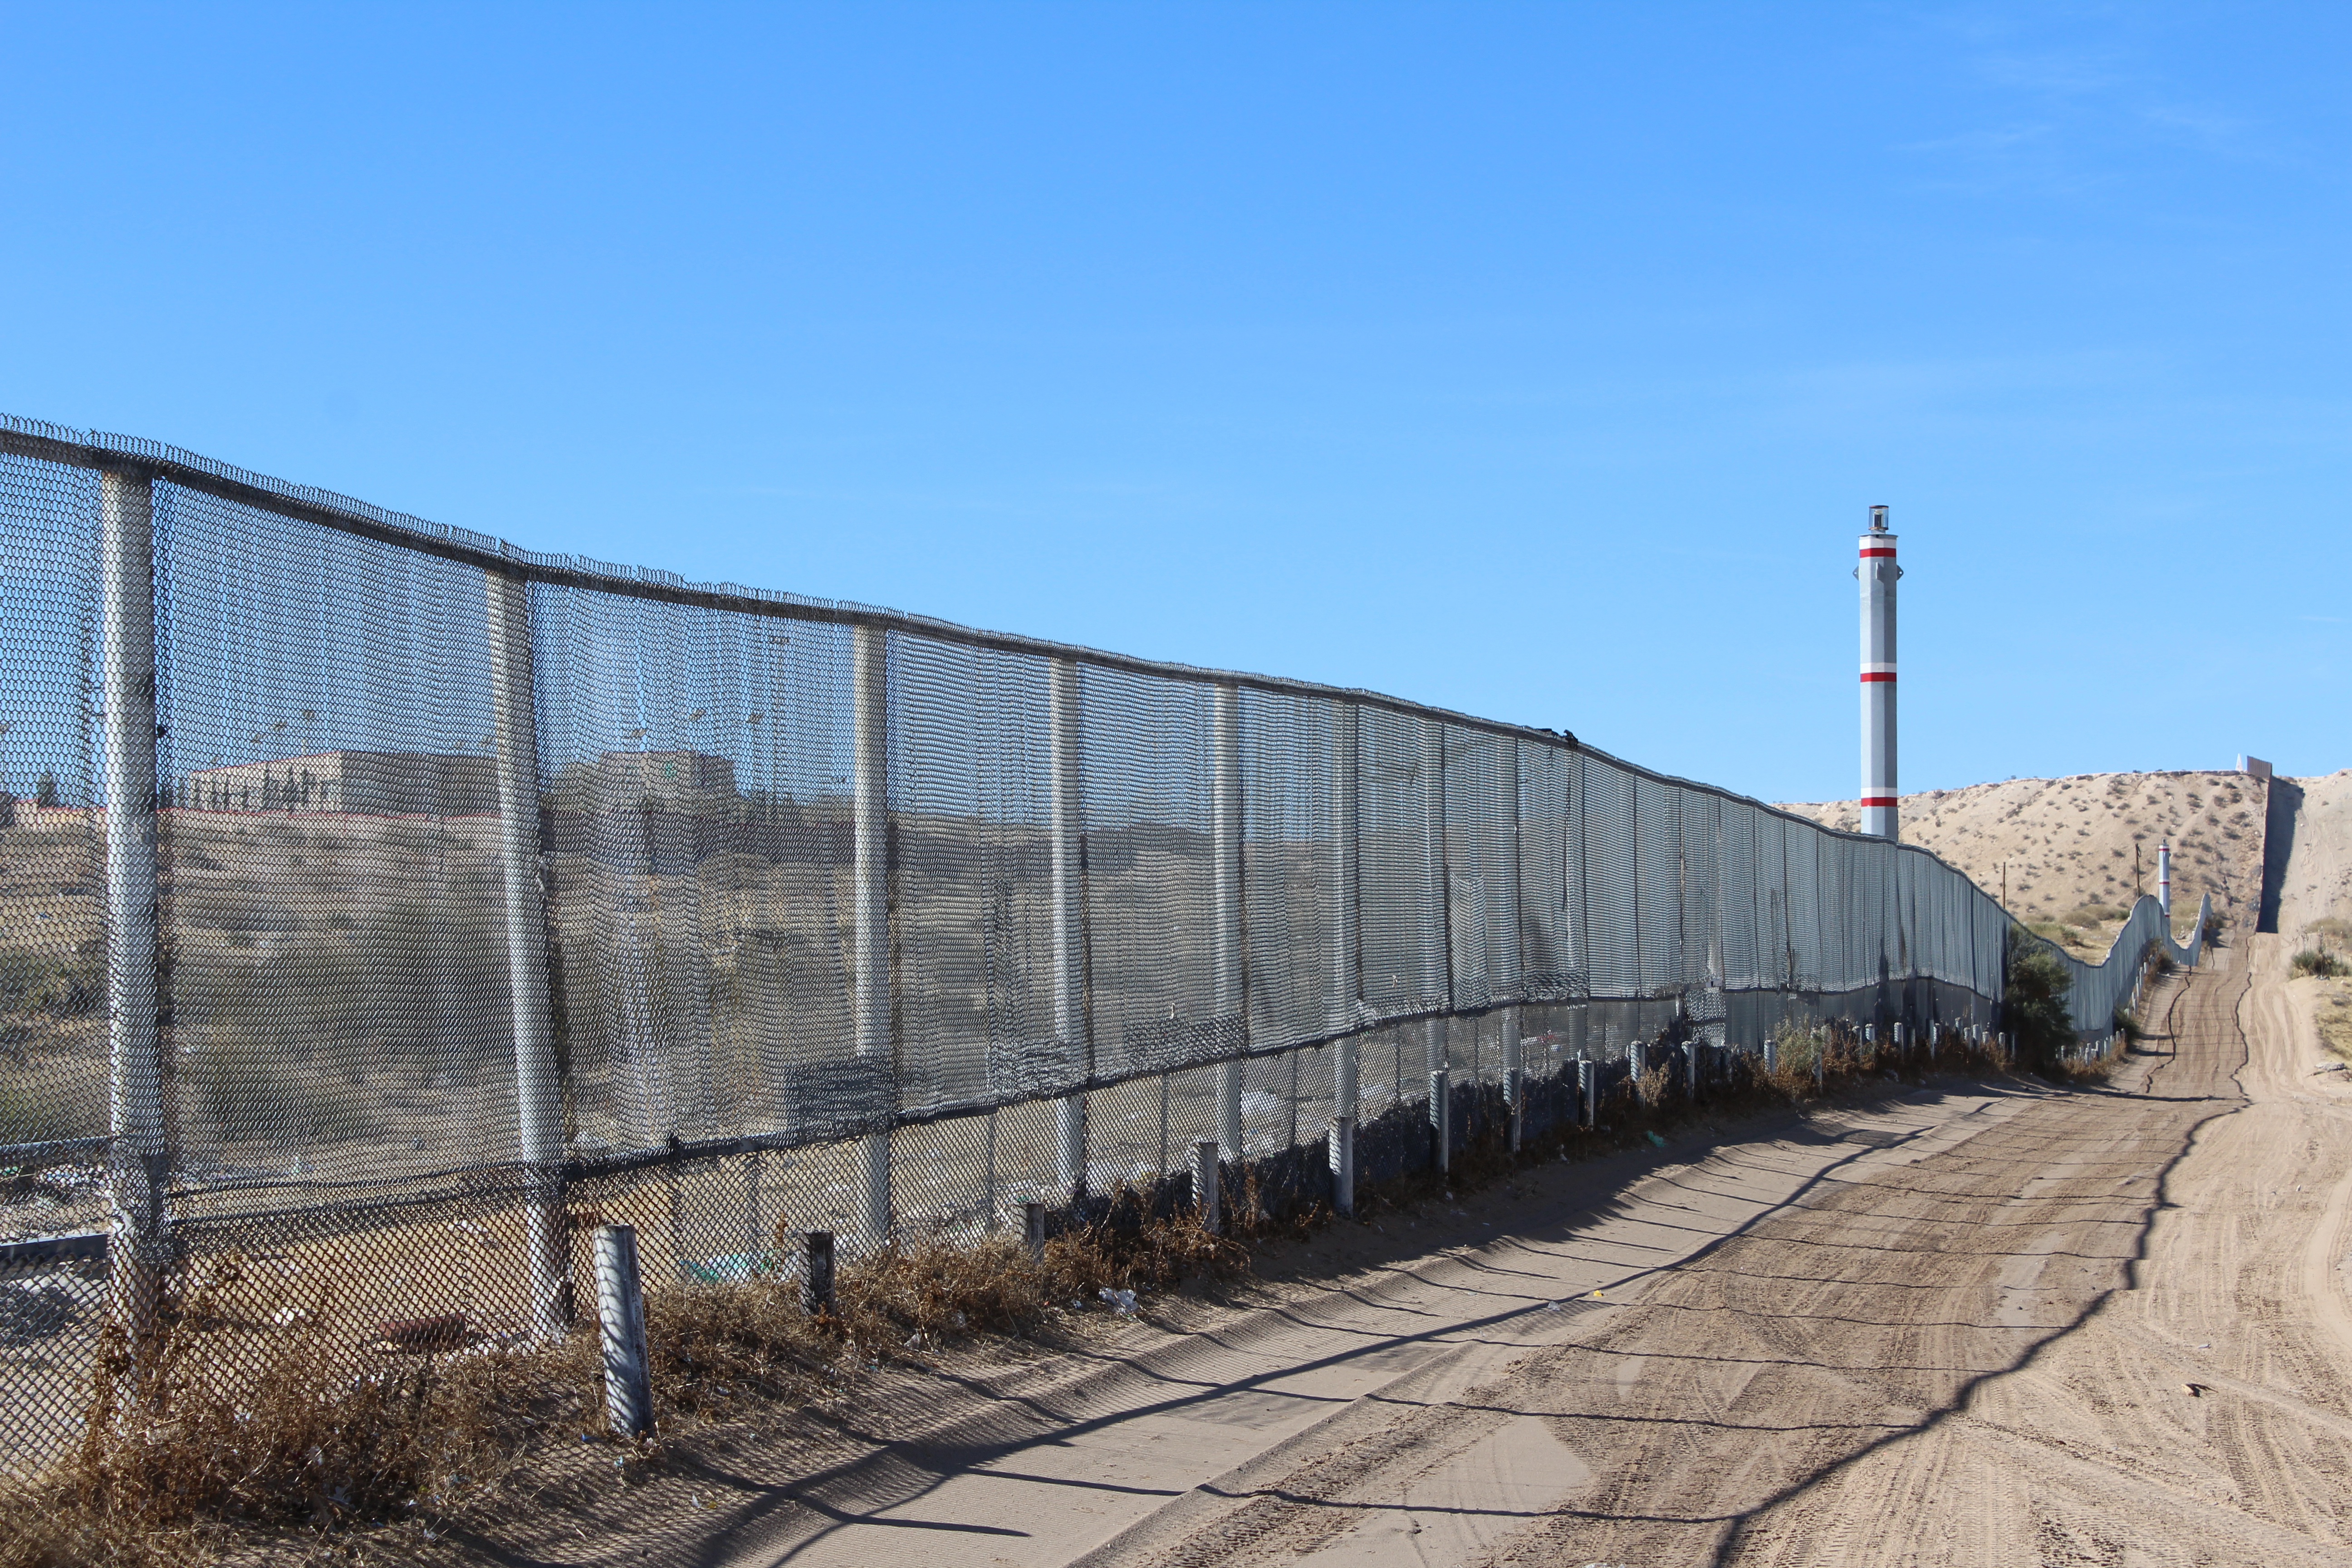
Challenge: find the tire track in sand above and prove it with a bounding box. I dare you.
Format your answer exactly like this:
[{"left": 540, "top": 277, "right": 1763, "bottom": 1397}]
[{"left": 1135, "top": 943, "right": 2352, "bottom": 1567}]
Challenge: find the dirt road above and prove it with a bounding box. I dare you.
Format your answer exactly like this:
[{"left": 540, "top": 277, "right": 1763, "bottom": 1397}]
[
  {"left": 1098, "top": 940, "right": 2352, "bottom": 1568},
  {"left": 448, "top": 939, "right": 2352, "bottom": 1568}
]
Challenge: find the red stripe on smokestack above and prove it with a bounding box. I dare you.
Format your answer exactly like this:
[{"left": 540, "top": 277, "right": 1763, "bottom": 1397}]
[
  {"left": 1859, "top": 671, "right": 1896, "bottom": 682},
  {"left": 1860, "top": 795, "right": 1897, "bottom": 808}
]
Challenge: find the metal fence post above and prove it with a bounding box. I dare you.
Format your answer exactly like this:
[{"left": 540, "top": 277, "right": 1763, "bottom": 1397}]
[
  {"left": 1212, "top": 685, "right": 1245, "bottom": 1165},
  {"left": 852, "top": 624, "right": 892, "bottom": 1247},
  {"left": 1049, "top": 657, "right": 1088, "bottom": 1204},
  {"left": 1499, "top": 739, "right": 1524, "bottom": 1148},
  {"left": 593, "top": 1224, "right": 653, "bottom": 1438},
  {"left": 100, "top": 468, "right": 167, "bottom": 1339},
  {"left": 1192, "top": 1138, "right": 1221, "bottom": 1234},
  {"left": 1330, "top": 701, "right": 1359, "bottom": 1142},
  {"left": 487, "top": 568, "right": 571, "bottom": 1339},
  {"left": 1578, "top": 1057, "right": 1597, "bottom": 1127}
]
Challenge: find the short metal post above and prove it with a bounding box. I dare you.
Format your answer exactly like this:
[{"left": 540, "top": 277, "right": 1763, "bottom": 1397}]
[
  {"left": 100, "top": 469, "right": 167, "bottom": 1340},
  {"left": 594, "top": 1225, "right": 654, "bottom": 1438},
  {"left": 1893, "top": 1021, "right": 1906, "bottom": 1065},
  {"left": 1192, "top": 1139, "right": 1221, "bottom": 1234},
  {"left": 1628, "top": 1041, "right": 1647, "bottom": 1103},
  {"left": 801, "top": 1230, "right": 836, "bottom": 1314},
  {"left": 1212, "top": 685, "right": 1245, "bottom": 1166},
  {"left": 1501, "top": 1007, "right": 1524, "bottom": 1150},
  {"left": 1022, "top": 1201, "right": 1045, "bottom": 1263},
  {"left": 1049, "top": 658, "right": 1089, "bottom": 1203},
  {"left": 1328, "top": 1116, "right": 1354, "bottom": 1217},
  {"left": 1578, "top": 1057, "right": 1597, "bottom": 1127},
  {"left": 852, "top": 625, "right": 892, "bottom": 1247},
  {"left": 489, "top": 568, "right": 571, "bottom": 1338},
  {"left": 1428, "top": 1068, "right": 1450, "bottom": 1172},
  {"left": 1764, "top": 1037, "right": 1777, "bottom": 1075}
]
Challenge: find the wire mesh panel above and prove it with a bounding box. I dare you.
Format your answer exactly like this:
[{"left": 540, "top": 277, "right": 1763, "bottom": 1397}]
[
  {"left": 1239, "top": 688, "right": 1337, "bottom": 1059},
  {"left": 0, "top": 451, "right": 103, "bottom": 1472},
  {"left": 157, "top": 485, "right": 519, "bottom": 1189},
  {"left": 0, "top": 412, "right": 2213, "bottom": 1479},
  {"left": 1077, "top": 665, "right": 1220, "bottom": 1078}
]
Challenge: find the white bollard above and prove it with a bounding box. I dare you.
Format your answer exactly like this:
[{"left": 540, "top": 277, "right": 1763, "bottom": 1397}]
[
  {"left": 1193, "top": 1139, "right": 1221, "bottom": 1234},
  {"left": 1429, "top": 1068, "right": 1450, "bottom": 1172},
  {"left": 594, "top": 1225, "right": 654, "bottom": 1438}
]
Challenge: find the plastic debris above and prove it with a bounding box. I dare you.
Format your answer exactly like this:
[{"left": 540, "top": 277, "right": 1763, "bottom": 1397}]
[
  {"left": 1098, "top": 1287, "right": 1138, "bottom": 1315},
  {"left": 1645, "top": 1132, "right": 1666, "bottom": 1148}
]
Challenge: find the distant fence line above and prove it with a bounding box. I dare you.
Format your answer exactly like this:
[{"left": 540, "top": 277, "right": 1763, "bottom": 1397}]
[{"left": 0, "top": 412, "right": 2201, "bottom": 1466}]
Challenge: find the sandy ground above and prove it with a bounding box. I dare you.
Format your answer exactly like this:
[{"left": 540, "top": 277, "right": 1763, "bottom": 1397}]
[
  {"left": 380, "top": 774, "right": 2352, "bottom": 1568},
  {"left": 2267, "top": 769, "right": 2352, "bottom": 941},
  {"left": 413, "top": 932, "right": 2352, "bottom": 1568},
  {"left": 1782, "top": 771, "right": 2268, "bottom": 950}
]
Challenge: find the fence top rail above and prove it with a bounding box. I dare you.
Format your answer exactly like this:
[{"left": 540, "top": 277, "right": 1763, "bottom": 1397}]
[{"left": 1, "top": 409, "right": 1984, "bottom": 880}]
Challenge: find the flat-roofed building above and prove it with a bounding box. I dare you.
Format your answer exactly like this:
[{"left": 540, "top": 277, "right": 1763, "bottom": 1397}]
[{"left": 181, "top": 751, "right": 500, "bottom": 817}]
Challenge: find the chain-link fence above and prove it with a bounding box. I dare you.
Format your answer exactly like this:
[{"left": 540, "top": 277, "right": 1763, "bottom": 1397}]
[{"left": 0, "top": 412, "right": 2205, "bottom": 1472}]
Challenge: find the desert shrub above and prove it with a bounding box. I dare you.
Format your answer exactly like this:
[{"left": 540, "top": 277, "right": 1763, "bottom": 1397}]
[
  {"left": 2290, "top": 949, "right": 2347, "bottom": 979},
  {"left": 2058, "top": 903, "right": 2131, "bottom": 927},
  {"left": 2113, "top": 1004, "right": 2145, "bottom": 1044},
  {"left": 2004, "top": 928, "right": 2076, "bottom": 1075}
]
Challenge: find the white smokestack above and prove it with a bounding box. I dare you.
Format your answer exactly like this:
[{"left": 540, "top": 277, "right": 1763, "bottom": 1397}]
[
  {"left": 1859, "top": 505, "right": 1898, "bottom": 841},
  {"left": 2158, "top": 841, "right": 2171, "bottom": 918}
]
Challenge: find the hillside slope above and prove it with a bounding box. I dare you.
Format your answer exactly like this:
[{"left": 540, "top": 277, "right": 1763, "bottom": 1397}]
[{"left": 1778, "top": 770, "right": 2267, "bottom": 957}]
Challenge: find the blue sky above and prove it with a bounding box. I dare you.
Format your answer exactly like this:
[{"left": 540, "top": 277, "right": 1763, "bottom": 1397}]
[{"left": 1, "top": 3, "right": 2343, "bottom": 804}]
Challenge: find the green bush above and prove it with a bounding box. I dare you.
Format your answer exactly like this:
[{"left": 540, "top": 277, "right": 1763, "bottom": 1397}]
[
  {"left": 2290, "top": 949, "right": 2347, "bottom": 979},
  {"left": 2005, "top": 928, "right": 2076, "bottom": 1075}
]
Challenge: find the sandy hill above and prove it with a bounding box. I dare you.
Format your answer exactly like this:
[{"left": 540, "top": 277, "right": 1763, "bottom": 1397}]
[{"left": 1778, "top": 770, "right": 2267, "bottom": 959}]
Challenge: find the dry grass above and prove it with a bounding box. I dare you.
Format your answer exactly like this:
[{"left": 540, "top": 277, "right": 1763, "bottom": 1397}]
[
  {"left": 0, "top": 1027, "right": 2037, "bottom": 1567},
  {"left": 0, "top": 1259, "right": 585, "bottom": 1568},
  {"left": 0, "top": 1189, "right": 1250, "bottom": 1568}
]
